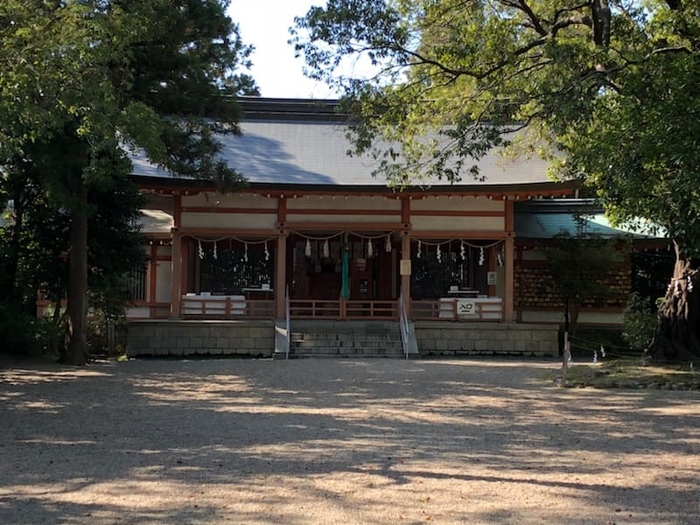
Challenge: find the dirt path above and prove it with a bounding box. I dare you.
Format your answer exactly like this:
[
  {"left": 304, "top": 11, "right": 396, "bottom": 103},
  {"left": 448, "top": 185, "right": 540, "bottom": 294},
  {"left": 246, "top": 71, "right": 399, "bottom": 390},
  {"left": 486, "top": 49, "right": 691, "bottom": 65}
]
[{"left": 1, "top": 356, "right": 699, "bottom": 524}]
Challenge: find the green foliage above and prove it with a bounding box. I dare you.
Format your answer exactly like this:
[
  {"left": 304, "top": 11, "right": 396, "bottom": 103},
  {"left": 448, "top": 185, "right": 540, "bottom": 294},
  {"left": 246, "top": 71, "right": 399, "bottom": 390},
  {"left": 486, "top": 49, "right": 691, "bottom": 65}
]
[
  {"left": 623, "top": 292, "right": 660, "bottom": 353},
  {"left": 0, "top": 304, "right": 60, "bottom": 357},
  {"left": 0, "top": 0, "right": 258, "bottom": 360},
  {"left": 294, "top": 0, "right": 700, "bottom": 355},
  {"left": 545, "top": 229, "right": 628, "bottom": 332},
  {"left": 293, "top": 1, "right": 700, "bottom": 254}
]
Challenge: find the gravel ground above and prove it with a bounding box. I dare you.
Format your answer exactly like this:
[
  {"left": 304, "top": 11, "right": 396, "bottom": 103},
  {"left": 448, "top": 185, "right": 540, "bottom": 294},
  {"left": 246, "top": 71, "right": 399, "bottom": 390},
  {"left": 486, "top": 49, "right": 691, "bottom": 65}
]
[{"left": 1, "top": 355, "right": 699, "bottom": 525}]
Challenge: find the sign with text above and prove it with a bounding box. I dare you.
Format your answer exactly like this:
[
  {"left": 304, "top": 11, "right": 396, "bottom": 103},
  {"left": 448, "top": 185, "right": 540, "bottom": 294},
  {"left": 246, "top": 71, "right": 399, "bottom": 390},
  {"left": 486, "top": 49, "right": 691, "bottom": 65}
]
[{"left": 457, "top": 299, "right": 476, "bottom": 316}]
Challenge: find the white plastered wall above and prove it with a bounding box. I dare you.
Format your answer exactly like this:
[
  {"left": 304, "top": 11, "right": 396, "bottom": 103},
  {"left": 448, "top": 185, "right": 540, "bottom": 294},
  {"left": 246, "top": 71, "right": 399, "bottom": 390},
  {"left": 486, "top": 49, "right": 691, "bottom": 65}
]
[
  {"left": 287, "top": 195, "right": 401, "bottom": 211},
  {"left": 410, "top": 196, "right": 505, "bottom": 212},
  {"left": 180, "top": 212, "right": 277, "bottom": 229},
  {"left": 181, "top": 192, "right": 277, "bottom": 209},
  {"left": 411, "top": 216, "right": 505, "bottom": 231}
]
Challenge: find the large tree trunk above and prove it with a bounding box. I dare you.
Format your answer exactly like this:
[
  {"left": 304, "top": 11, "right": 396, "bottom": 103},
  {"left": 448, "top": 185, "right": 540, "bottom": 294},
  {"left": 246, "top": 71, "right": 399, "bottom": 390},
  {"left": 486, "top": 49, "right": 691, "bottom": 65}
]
[
  {"left": 646, "top": 242, "right": 700, "bottom": 362},
  {"left": 62, "top": 185, "right": 88, "bottom": 365}
]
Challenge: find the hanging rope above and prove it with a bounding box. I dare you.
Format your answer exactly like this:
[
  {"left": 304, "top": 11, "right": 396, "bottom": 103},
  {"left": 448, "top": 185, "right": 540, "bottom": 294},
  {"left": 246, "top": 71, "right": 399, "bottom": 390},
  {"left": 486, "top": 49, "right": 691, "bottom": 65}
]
[
  {"left": 411, "top": 238, "right": 504, "bottom": 249},
  {"left": 187, "top": 234, "right": 278, "bottom": 245}
]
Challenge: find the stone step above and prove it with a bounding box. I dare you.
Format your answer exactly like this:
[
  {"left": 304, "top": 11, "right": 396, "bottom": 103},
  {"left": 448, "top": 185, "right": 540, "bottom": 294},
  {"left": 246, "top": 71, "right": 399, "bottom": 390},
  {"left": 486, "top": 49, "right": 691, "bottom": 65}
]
[{"left": 287, "top": 320, "right": 406, "bottom": 359}]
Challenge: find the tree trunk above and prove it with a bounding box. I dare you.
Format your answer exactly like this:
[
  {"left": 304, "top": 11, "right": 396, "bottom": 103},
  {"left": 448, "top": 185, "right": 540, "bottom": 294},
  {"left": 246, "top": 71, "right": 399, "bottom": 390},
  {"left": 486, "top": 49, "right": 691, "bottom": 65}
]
[
  {"left": 62, "top": 185, "right": 88, "bottom": 365},
  {"left": 647, "top": 242, "right": 700, "bottom": 362}
]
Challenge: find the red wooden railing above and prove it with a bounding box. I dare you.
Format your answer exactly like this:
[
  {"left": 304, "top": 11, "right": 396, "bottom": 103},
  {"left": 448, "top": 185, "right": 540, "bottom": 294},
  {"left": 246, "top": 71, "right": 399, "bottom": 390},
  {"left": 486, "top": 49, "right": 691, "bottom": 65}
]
[{"left": 410, "top": 299, "right": 503, "bottom": 322}]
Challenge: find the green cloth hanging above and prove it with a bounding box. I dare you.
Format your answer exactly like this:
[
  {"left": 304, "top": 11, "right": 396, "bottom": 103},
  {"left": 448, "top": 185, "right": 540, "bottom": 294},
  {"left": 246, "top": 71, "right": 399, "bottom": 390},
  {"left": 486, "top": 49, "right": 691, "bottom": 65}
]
[{"left": 341, "top": 234, "right": 350, "bottom": 300}]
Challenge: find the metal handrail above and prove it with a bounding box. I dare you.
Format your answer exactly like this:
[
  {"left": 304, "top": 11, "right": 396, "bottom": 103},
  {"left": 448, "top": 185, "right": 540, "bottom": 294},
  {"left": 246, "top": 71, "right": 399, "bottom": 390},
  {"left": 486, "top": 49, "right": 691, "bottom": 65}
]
[{"left": 399, "top": 291, "right": 410, "bottom": 359}]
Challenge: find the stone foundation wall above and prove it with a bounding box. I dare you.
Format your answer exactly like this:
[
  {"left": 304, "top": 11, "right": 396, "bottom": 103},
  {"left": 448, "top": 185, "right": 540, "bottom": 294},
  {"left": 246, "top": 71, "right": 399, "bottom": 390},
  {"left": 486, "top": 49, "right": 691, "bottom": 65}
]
[
  {"left": 127, "top": 320, "right": 558, "bottom": 359},
  {"left": 126, "top": 320, "right": 274, "bottom": 357},
  {"left": 415, "top": 322, "right": 559, "bottom": 357}
]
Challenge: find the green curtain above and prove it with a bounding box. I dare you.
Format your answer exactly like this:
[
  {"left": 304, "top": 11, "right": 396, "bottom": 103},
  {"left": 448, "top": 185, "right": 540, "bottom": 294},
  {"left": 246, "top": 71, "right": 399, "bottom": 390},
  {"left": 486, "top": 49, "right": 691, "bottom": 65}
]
[{"left": 341, "top": 234, "right": 350, "bottom": 300}]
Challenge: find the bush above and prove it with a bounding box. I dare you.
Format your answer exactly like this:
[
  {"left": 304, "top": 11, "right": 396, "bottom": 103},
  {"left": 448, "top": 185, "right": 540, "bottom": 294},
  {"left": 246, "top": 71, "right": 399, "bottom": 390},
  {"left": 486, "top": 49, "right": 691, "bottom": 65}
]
[
  {"left": 622, "top": 292, "right": 659, "bottom": 352},
  {"left": 0, "top": 305, "right": 61, "bottom": 357},
  {"left": 86, "top": 316, "right": 128, "bottom": 357}
]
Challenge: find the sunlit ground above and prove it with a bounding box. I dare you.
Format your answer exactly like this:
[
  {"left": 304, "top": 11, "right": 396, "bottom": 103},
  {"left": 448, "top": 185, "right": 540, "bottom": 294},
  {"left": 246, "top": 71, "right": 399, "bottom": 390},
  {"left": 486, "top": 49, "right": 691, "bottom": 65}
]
[{"left": 1, "top": 357, "right": 698, "bottom": 524}]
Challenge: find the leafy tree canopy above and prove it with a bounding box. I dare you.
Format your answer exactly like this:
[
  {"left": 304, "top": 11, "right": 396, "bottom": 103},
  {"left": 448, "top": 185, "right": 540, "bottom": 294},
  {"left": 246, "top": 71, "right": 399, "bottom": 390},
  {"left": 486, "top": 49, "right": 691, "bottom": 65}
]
[
  {"left": 293, "top": 0, "right": 700, "bottom": 359},
  {"left": 0, "top": 0, "right": 258, "bottom": 363},
  {"left": 0, "top": 0, "right": 258, "bottom": 186}
]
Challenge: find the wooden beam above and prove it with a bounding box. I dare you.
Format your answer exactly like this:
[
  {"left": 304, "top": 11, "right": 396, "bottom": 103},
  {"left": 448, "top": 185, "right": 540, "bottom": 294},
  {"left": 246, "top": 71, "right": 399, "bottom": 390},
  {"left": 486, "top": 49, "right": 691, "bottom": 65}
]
[
  {"left": 177, "top": 227, "right": 281, "bottom": 237},
  {"left": 407, "top": 231, "right": 506, "bottom": 239},
  {"left": 173, "top": 193, "right": 182, "bottom": 229},
  {"left": 282, "top": 222, "right": 405, "bottom": 232},
  {"left": 410, "top": 210, "right": 504, "bottom": 217},
  {"left": 277, "top": 196, "right": 287, "bottom": 225}
]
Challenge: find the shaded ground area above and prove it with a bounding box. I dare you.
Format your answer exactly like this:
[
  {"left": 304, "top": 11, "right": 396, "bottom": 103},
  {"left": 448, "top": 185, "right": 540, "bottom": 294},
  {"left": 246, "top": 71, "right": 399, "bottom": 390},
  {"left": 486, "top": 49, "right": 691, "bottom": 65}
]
[{"left": 1, "top": 356, "right": 699, "bottom": 524}]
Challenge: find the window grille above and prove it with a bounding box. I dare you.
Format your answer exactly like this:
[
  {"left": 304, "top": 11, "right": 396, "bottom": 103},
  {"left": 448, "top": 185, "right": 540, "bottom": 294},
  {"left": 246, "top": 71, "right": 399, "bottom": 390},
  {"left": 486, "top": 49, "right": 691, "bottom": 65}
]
[{"left": 127, "top": 265, "right": 147, "bottom": 301}]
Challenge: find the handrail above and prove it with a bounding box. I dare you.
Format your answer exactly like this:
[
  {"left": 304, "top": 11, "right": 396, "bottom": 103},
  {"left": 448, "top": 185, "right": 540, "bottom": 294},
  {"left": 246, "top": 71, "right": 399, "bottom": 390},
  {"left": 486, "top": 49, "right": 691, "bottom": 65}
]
[
  {"left": 399, "top": 291, "right": 410, "bottom": 359},
  {"left": 285, "top": 285, "right": 290, "bottom": 360}
]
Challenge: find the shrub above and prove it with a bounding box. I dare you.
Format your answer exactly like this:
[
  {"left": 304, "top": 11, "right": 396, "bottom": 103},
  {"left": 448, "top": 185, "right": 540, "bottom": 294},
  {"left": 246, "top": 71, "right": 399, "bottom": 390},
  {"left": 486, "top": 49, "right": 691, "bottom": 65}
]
[{"left": 622, "top": 292, "right": 659, "bottom": 352}]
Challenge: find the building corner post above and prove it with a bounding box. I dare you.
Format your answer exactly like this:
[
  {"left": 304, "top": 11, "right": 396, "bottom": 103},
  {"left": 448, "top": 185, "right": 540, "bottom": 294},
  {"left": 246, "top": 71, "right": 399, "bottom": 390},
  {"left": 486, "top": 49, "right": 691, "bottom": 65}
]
[{"left": 169, "top": 231, "right": 183, "bottom": 319}]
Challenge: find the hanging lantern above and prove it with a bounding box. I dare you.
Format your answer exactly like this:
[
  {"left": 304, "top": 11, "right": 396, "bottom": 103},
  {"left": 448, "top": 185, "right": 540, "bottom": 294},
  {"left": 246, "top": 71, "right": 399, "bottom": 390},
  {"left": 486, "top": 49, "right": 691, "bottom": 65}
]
[
  {"left": 323, "top": 239, "right": 329, "bottom": 258},
  {"left": 198, "top": 240, "right": 204, "bottom": 260},
  {"left": 264, "top": 241, "right": 270, "bottom": 261},
  {"left": 385, "top": 234, "right": 391, "bottom": 252},
  {"left": 367, "top": 239, "right": 373, "bottom": 258},
  {"left": 417, "top": 240, "right": 422, "bottom": 259},
  {"left": 305, "top": 239, "right": 311, "bottom": 257},
  {"left": 479, "top": 246, "right": 485, "bottom": 266}
]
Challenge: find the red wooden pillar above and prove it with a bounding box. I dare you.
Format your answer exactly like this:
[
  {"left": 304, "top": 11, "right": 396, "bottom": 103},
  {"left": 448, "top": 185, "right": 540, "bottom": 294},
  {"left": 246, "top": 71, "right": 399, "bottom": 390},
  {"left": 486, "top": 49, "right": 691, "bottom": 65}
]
[
  {"left": 401, "top": 235, "right": 411, "bottom": 315},
  {"left": 169, "top": 232, "right": 183, "bottom": 318},
  {"left": 504, "top": 199, "right": 515, "bottom": 322},
  {"left": 275, "top": 234, "right": 287, "bottom": 319},
  {"left": 169, "top": 193, "right": 183, "bottom": 318},
  {"left": 149, "top": 243, "right": 158, "bottom": 318}
]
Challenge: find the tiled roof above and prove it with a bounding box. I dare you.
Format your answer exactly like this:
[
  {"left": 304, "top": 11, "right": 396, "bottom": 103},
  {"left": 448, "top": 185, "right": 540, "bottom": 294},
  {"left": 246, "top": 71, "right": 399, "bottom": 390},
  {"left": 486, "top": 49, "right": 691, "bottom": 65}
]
[{"left": 131, "top": 98, "right": 559, "bottom": 188}]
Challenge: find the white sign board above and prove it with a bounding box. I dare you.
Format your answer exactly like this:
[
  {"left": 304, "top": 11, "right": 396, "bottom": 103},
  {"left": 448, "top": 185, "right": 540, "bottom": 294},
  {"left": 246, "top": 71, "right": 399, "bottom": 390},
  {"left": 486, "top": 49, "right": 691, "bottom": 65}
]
[{"left": 457, "top": 299, "right": 476, "bottom": 316}]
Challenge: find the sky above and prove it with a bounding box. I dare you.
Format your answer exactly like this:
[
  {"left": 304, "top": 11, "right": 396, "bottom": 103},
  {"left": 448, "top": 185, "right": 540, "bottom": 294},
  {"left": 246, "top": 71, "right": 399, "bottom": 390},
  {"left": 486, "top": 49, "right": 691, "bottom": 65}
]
[{"left": 228, "top": 1, "right": 337, "bottom": 99}]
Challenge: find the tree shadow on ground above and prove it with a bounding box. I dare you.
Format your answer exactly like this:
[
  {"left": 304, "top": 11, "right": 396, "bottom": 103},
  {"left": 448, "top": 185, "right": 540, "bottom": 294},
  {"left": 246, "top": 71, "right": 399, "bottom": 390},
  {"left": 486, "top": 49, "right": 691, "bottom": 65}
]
[{"left": 1, "top": 357, "right": 698, "bottom": 524}]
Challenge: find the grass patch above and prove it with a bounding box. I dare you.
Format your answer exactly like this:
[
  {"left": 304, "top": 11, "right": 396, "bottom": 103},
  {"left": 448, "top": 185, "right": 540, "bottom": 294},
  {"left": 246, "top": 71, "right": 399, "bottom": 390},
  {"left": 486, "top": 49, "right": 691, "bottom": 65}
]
[{"left": 561, "top": 358, "right": 700, "bottom": 390}]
